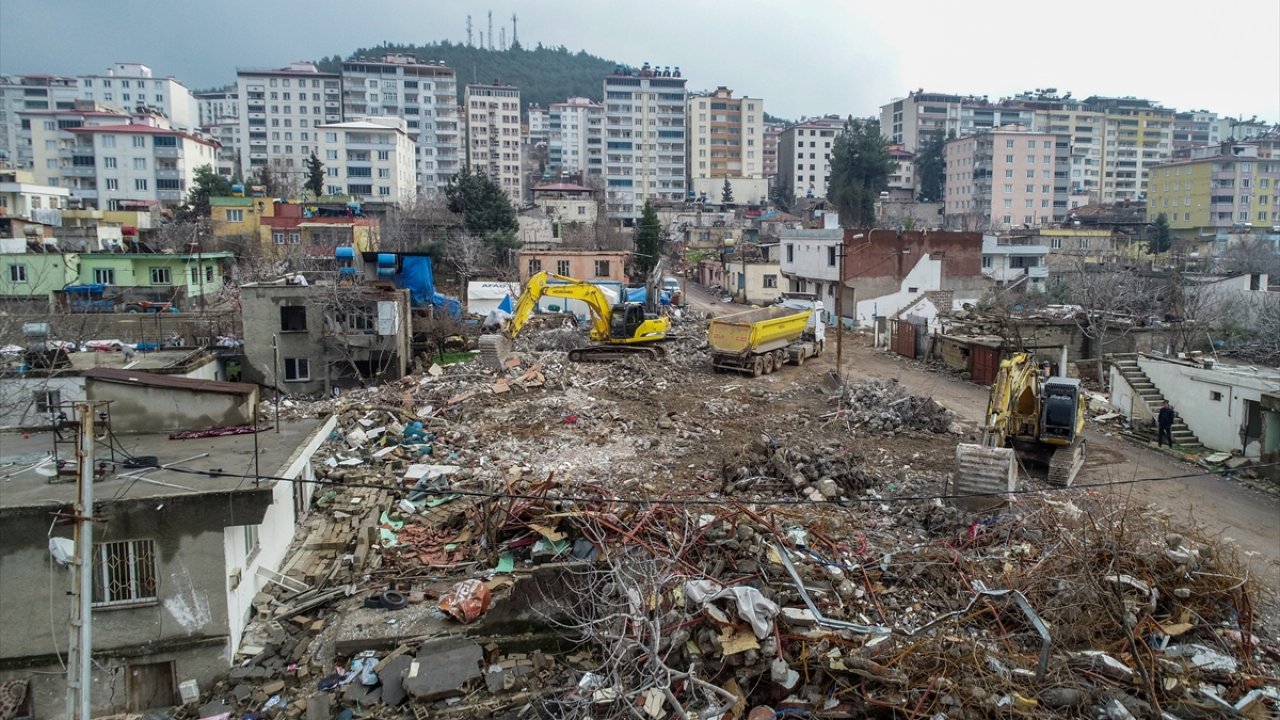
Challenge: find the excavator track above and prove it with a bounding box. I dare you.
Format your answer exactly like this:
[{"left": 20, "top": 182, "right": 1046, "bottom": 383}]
[
  {"left": 568, "top": 345, "right": 666, "bottom": 363},
  {"left": 1046, "top": 440, "right": 1086, "bottom": 487}
]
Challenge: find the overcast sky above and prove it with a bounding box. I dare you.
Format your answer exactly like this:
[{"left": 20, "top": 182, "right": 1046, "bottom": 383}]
[{"left": 2, "top": 0, "right": 1276, "bottom": 123}]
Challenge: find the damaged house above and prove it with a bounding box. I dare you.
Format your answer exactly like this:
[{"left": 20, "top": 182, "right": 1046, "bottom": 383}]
[{"left": 239, "top": 276, "right": 411, "bottom": 397}]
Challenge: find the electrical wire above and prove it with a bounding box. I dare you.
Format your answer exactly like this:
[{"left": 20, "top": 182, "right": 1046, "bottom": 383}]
[{"left": 95, "top": 456, "right": 1280, "bottom": 508}]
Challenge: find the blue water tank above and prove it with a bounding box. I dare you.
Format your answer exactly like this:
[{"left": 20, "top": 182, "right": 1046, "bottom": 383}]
[{"left": 335, "top": 246, "right": 356, "bottom": 260}]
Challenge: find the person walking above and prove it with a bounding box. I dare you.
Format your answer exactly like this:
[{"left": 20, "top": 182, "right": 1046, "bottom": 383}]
[{"left": 1157, "top": 401, "right": 1175, "bottom": 448}]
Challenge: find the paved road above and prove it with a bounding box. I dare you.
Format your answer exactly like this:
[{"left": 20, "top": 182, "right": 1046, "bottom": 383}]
[{"left": 681, "top": 280, "right": 734, "bottom": 318}]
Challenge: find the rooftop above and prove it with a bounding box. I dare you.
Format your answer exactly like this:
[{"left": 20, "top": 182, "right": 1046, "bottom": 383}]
[
  {"left": 83, "top": 367, "right": 255, "bottom": 395},
  {"left": 0, "top": 418, "right": 326, "bottom": 510},
  {"left": 532, "top": 183, "right": 594, "bottom": 193}
]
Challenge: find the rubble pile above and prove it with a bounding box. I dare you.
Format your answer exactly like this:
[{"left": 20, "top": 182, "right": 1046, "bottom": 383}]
[
  {"left": 183, "top": 320, "right": 1276, "bottom": 720},
  {"left": 829, "top": 378, "right": 961, "bottom": 435}
]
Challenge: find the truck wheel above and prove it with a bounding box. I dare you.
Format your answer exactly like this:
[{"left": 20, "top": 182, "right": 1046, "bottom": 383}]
[
  {"left": 794, "top": 352, "right": 805, "bottom": 367},
  {"left": 751, "top": 357, "right": 764, "bottom": 377},
  {"left": 774, "top": 350, "right": 787, "bottom": 369},
  {"left": 762, "top": 354, "right": 775, "bottom": 374}
]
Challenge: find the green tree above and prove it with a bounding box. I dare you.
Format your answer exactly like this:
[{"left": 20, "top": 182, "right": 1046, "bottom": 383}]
[
  {"left": 1149, "top": 212, "right": 1173, "bottom": 255},
  {"left": 914, "top": 131, "right": 949, "bottom": 202},
  {"left": 826, "top": 117, "right": 897, "bottom": 228},
  {"left": 253, "top": 164, "right": 282, "bottom": 197},
  {"left": 444, "top": 167, "right": 518, "bottom": 255},
  {"left": 634, "top": 201, "right": 662, "bottom": 278},
  {"left": 304, "top": 153, "right": 325, "bottom": 198},
  {"left": 721, "top": 177, "right": 734, "bottom": 205},
  {"left": 176, "top": 164, "right": 233, "bottom": 220},
  {"left": 770, "top": 179, "right": 793, "bottom": 212}
]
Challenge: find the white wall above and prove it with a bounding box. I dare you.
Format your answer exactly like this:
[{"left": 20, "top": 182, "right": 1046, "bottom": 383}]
[
  {"left": 780, "top": 229, "right": 842, "bottom": 283},
  {"left": 1137, "top": 357, "right": 1274, "bottom": 454},
  {"left": 854, "top": 254, "right": 942, "bottom": 326},
  {"left": 0, "top": 375, "right": 86, "bottom": 428}
]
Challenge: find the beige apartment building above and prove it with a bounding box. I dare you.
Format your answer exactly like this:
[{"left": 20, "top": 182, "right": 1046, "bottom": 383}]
[
  {"left": 686, "top": 87, "right": 766, "bottom": 204},
  {"left": 464, "top": 83, "right": 523, "bottom": 203},
  {"left": 944, "top": 126, "right": 1070, "bottom": 230}
]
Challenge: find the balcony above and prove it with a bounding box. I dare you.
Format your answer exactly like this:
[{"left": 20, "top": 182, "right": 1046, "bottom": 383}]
[
  {"left": 62, "top": 166, "right": 97, "bottom": 177},
  {"left": 155, "top": 167, "right": 182, "bottom": 179},
  {"left": 59, "top": 146, "right": 95, "bottom": 158},
  {"left": 1028, "top": 266, "right": 1049, "bottom": 279},
  {"left": 154, "top": 147, "right": 179, "bottom": 158},
  {"left": 158, "top": 189, "right": 182, "bottom": 202}
]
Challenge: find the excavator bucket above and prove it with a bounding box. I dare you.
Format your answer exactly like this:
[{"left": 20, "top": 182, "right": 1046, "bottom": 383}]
[
  {"left": 478, "top": 334, "right": 512, "bottom": 371},
  {"left": 952, "top": 443, "right": 1017, "bottom": 511}
]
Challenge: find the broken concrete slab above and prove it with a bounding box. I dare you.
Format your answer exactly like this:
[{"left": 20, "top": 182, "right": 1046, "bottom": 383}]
[
  {"left": 305, "top": 693, "right": 330, "bottom": 720},
  {"left": 378, "top": 655, "right": 414, "bottom": 706},
  {"left": 402, "top": 636, "right": 484, "bottom": 701}
]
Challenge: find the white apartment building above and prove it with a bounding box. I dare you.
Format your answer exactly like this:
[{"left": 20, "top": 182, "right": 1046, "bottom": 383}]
[
  {"left": 18, "top": 105, "right": 129, "bottom": 187},
  {"left": 599, "top": 63, "right": 688, "bottom": 222},
  {"left": 549, "top": 96, "right": 602, "bottom": 174},
  {"left": 64, "top": 117, "right": 219, "bottom": 209},
  {"left": 78, "top": 64, "right": 197, "bottom": 130},
  {"left": 0, "top": 168, "right": 70, "bottom": 222},
  {"left": 464, "top": 83, "right": 524, "bottom": 203},
  {"left": 341, "top": 54, "right": 460, "bottom": 195},
  {"left": 880, "top": 91, "right": 1033, "bottom": 153},
  {"left": 196, "top": 90, "right": 239, "bottom": 126},
  {"left": 236, "top": 63, "right": 343, "bottom": 177},
  {"left": 317, "top": 117, "right": 417, "bottom": 204},
  {"left": 777, "top": 116, "right": 843, "bottom": 201},
  {"left": 1171, "top": 110, "right": 1231, "bottom": 153},
  {"left": 686, "top": 87, "right": 766, "bottom": 205},
  {"left": 0, "top": 74, "right": 79, "bottom": 168},
  {"left": 527, "top": 104, "right": 549, "bottom": 146},
  {"left": 207, "top": 120, "right": 241, "bottom": 178}
]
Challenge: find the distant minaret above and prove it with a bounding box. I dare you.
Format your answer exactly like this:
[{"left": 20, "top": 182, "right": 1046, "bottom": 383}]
[
  {"left": 512, "top": 13, "right": 518, "bottom": 47},
  {"left": 487, "top": 11, "right": 493, "bottom": 50},
  {"left": 466, "top": 15, "right": 473, "bottom": 46},
  {"left": 500, "top": 28, "right": 506, "bottom": 49}
]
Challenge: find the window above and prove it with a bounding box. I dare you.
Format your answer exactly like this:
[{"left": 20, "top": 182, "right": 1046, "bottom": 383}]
[
  {"left": 92, "top": 539, "right": 157, "bottom": 607},
  {"left": 786, "top": 244, "right": 794, "bottom": 263},
  {"left": 283, "top": 358, "right": 310, "bottom": 382},
  {"left": 8, "top": 264, "right": 27, "bottom": 283},
  {"left": 273, "top": 232, "right": 285, "bottom": 245},
  {"left": 132, "top": 136, "right": 146, "bottom": 148},
  {"left": 1210, "top": 390, "right": 1223, "bottom": 402},
  {"left": 135, "top": 179, "right": 148, "bottom": 191},
  {"left": 133, "top": 157, "right": 146, "bottom": 170},
  {"left": 1050, "top": 238, "right": 1062, "bottom": 249},
  {"left": 35, "top": 389, "right": 60, "bottom": 414},
  {"left": 105, "top": 179, "right": 119, "bottom": 190},
  {"left": 325, "top": 149, "right": 338, "bottom": 160},
  {"left": 289, "top": 232, "right": 300, "bottom": 245},
  {"left": 763, "top": 274, "right": 778, "bottom": 288},
  {"left": 102, "top": 156, "right": 117, "bottom": 169},
  {"left": 556, "top": 260, "right": 571, "bottom": 275},
  {"left": 982, "top": 256, "right": 993, "bottom": 268},
  {"left": 94, "top": 268, "right": 115, "bottom": 285},
  {"left": 149, "top": 267, "right": 171, "bottom": 285},
  {"left": 101, "top": 135, "right": 116, "bottom": 149},
  {"left": 226, "top": 209, "right": 244, "bottom": 222},
  {"left": 528, "top": 258, "right": 542, "bottom": 275},
  {"left": 594, "top": 259, "right": 612, "bottom": 278}
]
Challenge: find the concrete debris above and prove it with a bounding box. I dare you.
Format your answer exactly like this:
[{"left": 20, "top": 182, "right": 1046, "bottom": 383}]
[{"left": 179, "top": 309, "right": 1277, "bottom": 720}]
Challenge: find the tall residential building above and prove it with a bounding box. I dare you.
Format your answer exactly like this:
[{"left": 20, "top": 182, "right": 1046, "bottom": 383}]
[
  {"left": 1008, "top": 91, "right": 1106, "bottom": 203},
  {"left": 1145, "top": 139, "right": 1280, "bottom": 234},
  {"left": 464, "top": 83, "right": 524, "bottom": 203},
  {"left": 1170, "top": 110, "right": 1231, "bottom": 153},
  {"left": 600, "top": 63, "right": 688, "bottom": 222},
  {"left": 686, "top": 86, "right": 766, "bottom": 204},
  {"left": 527, "top": 103, "right": 549, "bottom": 146},
  {"left": 78, "top": 63, "right": 197, "bottom": 130},
  {"left": 777, "top": 116, "right": 843, "bottom": 200},
  {"left": 0, "top": 74, "right": 79, "bottom": 168},
  {"left": 548, "top": 97, "right": 602, "bottom": 174},
  {"left": 62, "top": 115, "right": 218, "bottom": 209},
  {"left": 207, "top": 120, "right": 241, "bottom": 178},
  {"left": 317, "top": 117, "right": 417, "bottom": 204},
  {"left": 195, "top": 90, "right": 239, "bottom": 126},
  {"left": 1086, "top": 96, "right": 1175, "bottom": 202},
  {"left": 943, "top": 126, "right": 1070, "bottom": 230},
  {"left": 235, "top": 63, "right": 342, "bottom": 176},
  {"left": 18, "top": 104, "right": 129, "bottom": 186},
  {"left": 341, "top": 54, "right": 460, "bottom": 196},
  {"left": 886, "top": 144, "right": 916, "bottom": 200},
  {"left": 880, "top": 90, "right": 1033, "bottom": 153},
  {"left": 763, "top": 123, "right": 783, "bottom": 181}
]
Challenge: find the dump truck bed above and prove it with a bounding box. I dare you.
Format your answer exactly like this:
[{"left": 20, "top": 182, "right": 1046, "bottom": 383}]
[{"left": 708, "top": 306, "right": 812, "bottom": 355}]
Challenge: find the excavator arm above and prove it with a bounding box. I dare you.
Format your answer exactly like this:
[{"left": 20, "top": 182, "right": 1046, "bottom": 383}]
[{"left": 505, "top": 271, "right": 618, "bottom": 342}]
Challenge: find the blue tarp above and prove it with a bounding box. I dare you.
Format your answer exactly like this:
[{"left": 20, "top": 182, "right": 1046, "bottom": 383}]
[
  {"left": 624, "top": 287, "right": 672, "bottom": 305},
  {"left": 393, "top": 255, "right": 462, "bottom": 317}
]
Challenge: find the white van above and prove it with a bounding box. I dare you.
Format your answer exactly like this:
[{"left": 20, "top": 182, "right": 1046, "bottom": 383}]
[{"left": 661, "top": 277, "right": 681, "bottom": 294}]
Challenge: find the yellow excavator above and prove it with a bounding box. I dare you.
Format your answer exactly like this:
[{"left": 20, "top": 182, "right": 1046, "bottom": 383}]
[
  {"left": 956, "top": 350, "right": 1087, "bottom": 490},
  {"left": 481, "top": 271, "right": 670, "bottom": 362}
]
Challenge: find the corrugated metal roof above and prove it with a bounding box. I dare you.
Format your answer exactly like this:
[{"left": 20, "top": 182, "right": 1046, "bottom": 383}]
[{"left": 83, "top": 368, "right": 256, "bottom": 395}]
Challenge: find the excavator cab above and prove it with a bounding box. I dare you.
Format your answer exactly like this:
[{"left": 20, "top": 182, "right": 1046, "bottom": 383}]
[
  {"left": 610, "top": 304, "right": 647, "bottom": 340},
  {"left": 1039, "top": 379, "right": 1082, "bottom": 443}
]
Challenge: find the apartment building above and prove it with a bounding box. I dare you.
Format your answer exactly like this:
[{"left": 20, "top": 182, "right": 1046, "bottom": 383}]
[
  {"left": 195, "top": 89, "right": 239, "bottom": 126},
  {"left": 686, "top": 87, "right": 766, "bottom": 204},
  {"left": 464, "top": 83, "right": 524, "bottom": 203},
  {"left": 78, "top": 63, "right": 197, "bottom": 130},
  {"left": 527, "top": 103, "right": 550, "bottom": 146},
  {"left": 777, "top": 116, "right": 843, "bottom": 200},
  {"left": 599, "top": 63, "right": 688, "bottom": 222},
  {"left": 235, "top": 63, "right": 343, "bottom": 176},
  {"left": 763, "top": 123, "right": 782, "bottom": 180},
  {"left": 1145, "top": 140, "right": 1280, "bottom": 235},
  {"left": 1170, "top": 110, "right": 1231, "bottom": 153},
  {"left": 18, "top": 104, "right": 129, "bottom": 187},
  {"left": 62, "top": 117, "right": 219, "bottom": 209},
  {"left": 548, "top": 96, "right": 602, "bottom": 174},
  {"left": 1006, "top": 91, "right": 1105, "bottom": 203},
  {"left": 943, "top": 126, "right": 1070, "bottom": 230},
  {"left": 886, "top": 144, "right": 916, "bottom": 200},
  {"left": 0, "top": 74, "right": 79, "bottom": 168},
  {"left": 207, "top": 119, "right": 241, "bottom": 178},
  {"left": 880, "top": 90, "right": 1033, "bottom": 153},
  {"left": 1086, "top": 96, "right": 1174, "bottom": 202},
  {"left": 316, "top": 117, "right": 417, "bottom": 204},
  {"left": 341, "top": 54, "right": 460, "bottom": 195}
]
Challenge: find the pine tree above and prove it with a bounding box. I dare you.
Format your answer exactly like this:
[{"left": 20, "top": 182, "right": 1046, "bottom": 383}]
[
  {"left": 827, "top": 117, "right": 897, "bottom": 227},
  {"left": 444, "top": 167, "right": 519, "bottom": 255},
  {"left": 1149, "top": 213, "right": 1173, "bottom": 255},
  {"left": 721, "top": 177, "right": 735, "bottom": 205},
  {"left": 176, "top": 164, "right": 232, "bottom": 220},
  {"left": 304, "top": 153, "right": 325, "bottom": 198},
  {"left": 634, "top": 201, "right": 662, "bottom": 277}
]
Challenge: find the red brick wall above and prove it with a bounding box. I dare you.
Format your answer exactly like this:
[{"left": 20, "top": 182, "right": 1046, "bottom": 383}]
[{"left": 842, "top": 230, "right": 983, "bottom": 281}]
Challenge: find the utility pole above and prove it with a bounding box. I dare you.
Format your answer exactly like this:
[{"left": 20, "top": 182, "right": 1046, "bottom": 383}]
[
  {"left": 65, "top": 403, "right": 96, "bottom": 720},
  {"left": 836, "top": 232, "right": 868, "bottom": 379}
]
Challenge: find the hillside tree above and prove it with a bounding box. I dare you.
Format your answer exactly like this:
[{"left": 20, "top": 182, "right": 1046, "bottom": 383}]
[
  {"left": 304, "top": 153, "right": 326, "bottom": 198},
  {"left": 444, "top": 167, "right": 519, "bottom": 259},
  {"left": 633, "top": 201, "right": 662, "bottom": 278},
  {"left": 914, "top": 132, "right": 949, "bottom": 202},
  {"left": 827, "top": 117, "right": 897, "bottom": 228}
]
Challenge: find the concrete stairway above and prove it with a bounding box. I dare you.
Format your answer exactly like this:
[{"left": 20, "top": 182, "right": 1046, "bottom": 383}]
[{"left": 1111, "top": 354, "right": 1203, "bottom": 450}]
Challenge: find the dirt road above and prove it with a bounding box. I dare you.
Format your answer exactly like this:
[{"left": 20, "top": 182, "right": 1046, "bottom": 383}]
[{"left": 681, "top": 280, "right": 1280, "bottom": 592}]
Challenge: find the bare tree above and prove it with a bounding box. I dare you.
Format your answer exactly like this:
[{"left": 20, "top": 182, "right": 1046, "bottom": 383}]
[
  {"left": 1219, "top": 237, "right": 1280, "bottom": 278},
  {"left": 443, "top": 233, "right": 493, "bottom": 288},
  {"left": 1056, "top": 253, "right": 1149, "bottom": 386},
  {"left": 376, "top": 194, "right": 461, "bottom": 253}
]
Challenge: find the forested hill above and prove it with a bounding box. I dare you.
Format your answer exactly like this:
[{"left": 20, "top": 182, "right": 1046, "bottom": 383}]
[{"left": 316, "top": 42, "right": 618, "bottom": 113}]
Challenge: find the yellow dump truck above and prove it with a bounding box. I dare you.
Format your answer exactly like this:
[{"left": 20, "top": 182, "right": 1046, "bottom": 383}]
[{"left": 708, "top": 301, "right": 825, "bottom": 376}]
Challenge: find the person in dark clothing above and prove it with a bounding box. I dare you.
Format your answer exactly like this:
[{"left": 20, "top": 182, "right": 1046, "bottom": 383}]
[{"left": 1157, "top": 401, "right": 1175, "bottom": 448}]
